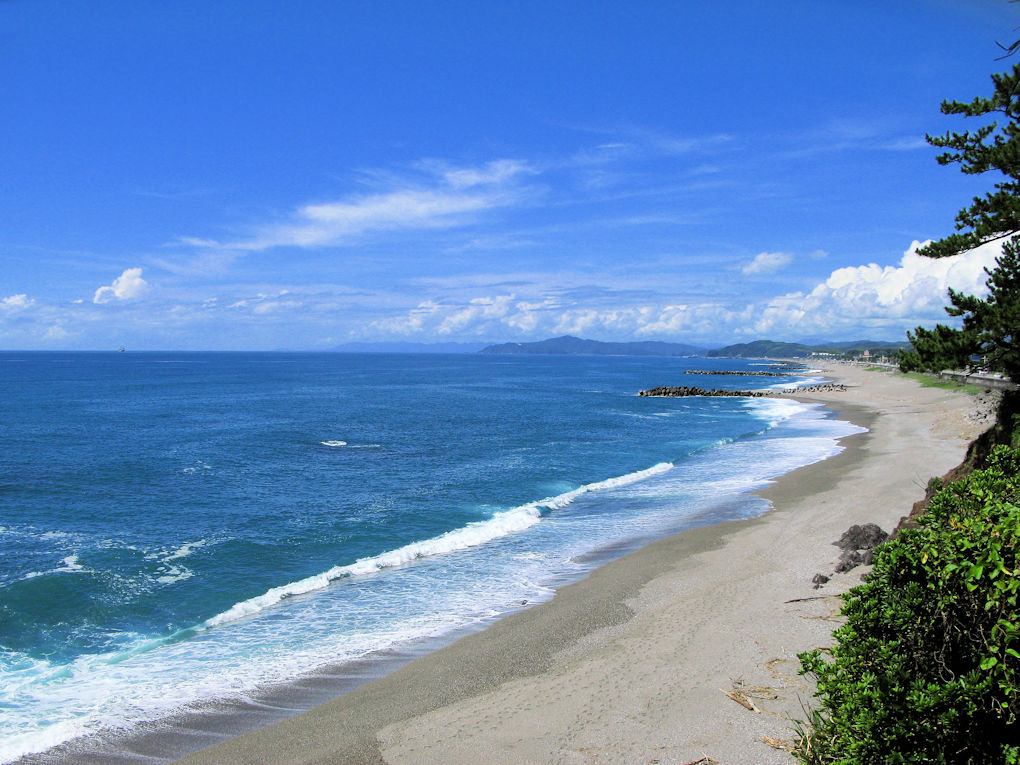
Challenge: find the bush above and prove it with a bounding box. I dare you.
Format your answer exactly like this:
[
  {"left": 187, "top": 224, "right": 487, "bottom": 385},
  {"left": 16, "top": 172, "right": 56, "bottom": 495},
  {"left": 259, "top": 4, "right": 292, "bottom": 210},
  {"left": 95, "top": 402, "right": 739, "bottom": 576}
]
[{"left": 798, "top": 446, "right": 1020, "bottom": 764}]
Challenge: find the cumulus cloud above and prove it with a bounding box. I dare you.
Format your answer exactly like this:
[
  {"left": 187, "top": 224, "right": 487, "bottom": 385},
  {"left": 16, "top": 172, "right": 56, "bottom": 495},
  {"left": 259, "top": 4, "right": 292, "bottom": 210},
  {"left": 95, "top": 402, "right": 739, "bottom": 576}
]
[
  {"left": 359, "top": 239, "right": 1001, "bottom": 344},
  {"left": 94, "top": 268, "right": 149, "bottom": 304},
  {"left": 436, "top": 295, "right": 519, "bottom": 334},
  {"left": 1, "top": 294, "right": 34, "bottom": 310},
  {"left": 369, "top": 294, "right": 730, "bottom": 341},
  {"left": 746, "top": 239, "right": 1001, "bottom": 336},
  {"left": 741, "top": 251, "right": 793, "bottom": 275},
  {"left": 811, "top": 239, "right": 995, "bottom": 314}
]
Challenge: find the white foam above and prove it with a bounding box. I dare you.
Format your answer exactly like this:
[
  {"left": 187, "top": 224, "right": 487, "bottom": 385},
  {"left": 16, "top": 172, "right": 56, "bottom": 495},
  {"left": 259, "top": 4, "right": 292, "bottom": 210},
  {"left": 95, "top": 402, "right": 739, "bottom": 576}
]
[
  {"left": 743, "top": 396, "right": 806, "bottom": 427},
  {"left": 21, "top": 555, "right": 85, "bottom": 581},
  {"left": 165, "top": 540, "right": 207, "bottom": 561},
  {"left": 155, "top": 566, "right": 193, "bottom": 585},
  {"left": 39, "top": 531, "right": 73, "bottom": 540},
  {"left": 2, "top": 717, "right": 87, "bottom": 764},
  {"left": 320, "top": 440, "right": 347, "bottom": 447},
  {"left": 204, "top": 462, "right": 673, "bottom": 629}
]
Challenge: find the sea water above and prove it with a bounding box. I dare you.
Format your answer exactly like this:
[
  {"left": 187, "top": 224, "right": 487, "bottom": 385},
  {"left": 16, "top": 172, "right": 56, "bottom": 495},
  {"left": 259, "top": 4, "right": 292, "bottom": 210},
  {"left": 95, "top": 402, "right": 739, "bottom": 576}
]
[{"left": 0, "top": 352, "right": 862, "bottom": 762}]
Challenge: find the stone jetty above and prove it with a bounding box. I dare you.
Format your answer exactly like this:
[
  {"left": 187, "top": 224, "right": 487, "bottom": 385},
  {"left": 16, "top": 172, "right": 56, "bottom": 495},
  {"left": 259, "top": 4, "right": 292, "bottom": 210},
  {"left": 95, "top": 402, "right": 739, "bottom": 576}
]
[
  {"left": 684, "top": 370, "right": 787, "bottom": 377},
  {"left": 638, "top": 383, "right": 847, "bottom": 398}
]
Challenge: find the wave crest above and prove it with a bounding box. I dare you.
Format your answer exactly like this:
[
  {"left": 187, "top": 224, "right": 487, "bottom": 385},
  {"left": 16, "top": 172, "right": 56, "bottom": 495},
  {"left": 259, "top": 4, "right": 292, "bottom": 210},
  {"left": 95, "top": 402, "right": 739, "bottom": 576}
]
[{"left": 204, "top": 461, "right": 673, "bottom": 628}]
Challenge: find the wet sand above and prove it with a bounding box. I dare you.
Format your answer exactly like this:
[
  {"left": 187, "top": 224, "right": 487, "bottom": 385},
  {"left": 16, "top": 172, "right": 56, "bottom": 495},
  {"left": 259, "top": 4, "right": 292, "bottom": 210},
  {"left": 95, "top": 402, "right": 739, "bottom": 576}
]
[{"left": 176, "top": 363, "right": 987, "bottom": 764}]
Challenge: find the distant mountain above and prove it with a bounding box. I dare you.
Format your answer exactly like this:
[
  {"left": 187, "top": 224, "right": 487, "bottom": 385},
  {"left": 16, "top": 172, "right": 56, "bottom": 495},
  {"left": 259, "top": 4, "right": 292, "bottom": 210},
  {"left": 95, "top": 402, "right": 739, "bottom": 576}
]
[
  {"left": 826, "top": 340, "right": 912, "bottom": 351},
  {"left": 479, "top": 335, "right": 704, "bottom": 357},
  {"left": 707, "top": 339, "right": 910, "bottom": 358},
  {"left": 331, "top": 341, "right": 489, "bottom": 354},
  {"left": 705, "top": 340, "right": 813, "bottom": 358},
  {"left": 330, "top": 336, "right": 909, "bottom": 358}
]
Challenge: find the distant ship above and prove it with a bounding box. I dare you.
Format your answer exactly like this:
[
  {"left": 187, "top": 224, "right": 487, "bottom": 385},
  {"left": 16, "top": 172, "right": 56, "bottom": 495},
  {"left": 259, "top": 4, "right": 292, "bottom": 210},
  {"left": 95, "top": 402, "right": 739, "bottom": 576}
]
[{"left": 118, "top": 346, "right": 125, "bottom": 353}]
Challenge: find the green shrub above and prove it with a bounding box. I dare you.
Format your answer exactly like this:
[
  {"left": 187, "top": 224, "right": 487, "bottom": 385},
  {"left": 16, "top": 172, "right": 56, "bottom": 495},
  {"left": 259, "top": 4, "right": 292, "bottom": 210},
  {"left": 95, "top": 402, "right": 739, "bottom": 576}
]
[{"left": 798, "top": 446, "right": 1020, "bottom": 764}]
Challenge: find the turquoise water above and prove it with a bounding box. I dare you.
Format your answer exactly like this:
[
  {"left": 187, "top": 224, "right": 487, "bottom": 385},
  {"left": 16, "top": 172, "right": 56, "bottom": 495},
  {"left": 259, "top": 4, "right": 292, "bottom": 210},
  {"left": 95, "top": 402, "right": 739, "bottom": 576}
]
[{"left": 0, "top": 352, "right": 858, "bottom": 761}]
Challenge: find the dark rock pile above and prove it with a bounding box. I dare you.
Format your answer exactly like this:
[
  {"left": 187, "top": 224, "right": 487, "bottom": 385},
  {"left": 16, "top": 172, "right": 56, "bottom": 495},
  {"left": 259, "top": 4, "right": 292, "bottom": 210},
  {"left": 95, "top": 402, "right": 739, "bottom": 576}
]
[
  {"left": 813, "top": 523, "right": 889, "bottom": 587},
  {"left": 792, "top": 383, "right": 847, "bottom": 394},
  {"left": 638, "top": 383, "right": 847, "bottom": 398},
  {"left": 684, "top": 370, "right": 786, "bottom": 377},
  {"left": 638, "top": 386, "right": 776, "bottom": 398}
]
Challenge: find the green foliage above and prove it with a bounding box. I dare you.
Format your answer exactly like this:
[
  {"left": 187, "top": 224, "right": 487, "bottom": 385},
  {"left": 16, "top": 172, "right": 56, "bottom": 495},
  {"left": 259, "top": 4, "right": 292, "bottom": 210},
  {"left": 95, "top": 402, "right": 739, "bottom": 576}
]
[
  {"left": 797, "top": 446, "right": 1020, "bottom": 764},
  {"left": 899, "top": 323, "right": 978, "bottom": 373},
  {"left": 901, "top": 372, "right": 984, "bottom": 395},
  {"left": 907, "top": 56, "right": 1020, "bottom": 382},
  {"left": 921, "top": 62, "right": 1020, "bottom": 260},
  {"left": 946, "top": 236, "right": 1020, "bottom": 381}
]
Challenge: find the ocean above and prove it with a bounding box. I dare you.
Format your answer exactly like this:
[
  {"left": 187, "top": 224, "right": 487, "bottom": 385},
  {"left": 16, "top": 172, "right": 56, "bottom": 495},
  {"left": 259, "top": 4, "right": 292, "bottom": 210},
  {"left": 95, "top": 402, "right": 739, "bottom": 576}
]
[{"left": 0, "top": 352, "right": 862, "bottom": 762}]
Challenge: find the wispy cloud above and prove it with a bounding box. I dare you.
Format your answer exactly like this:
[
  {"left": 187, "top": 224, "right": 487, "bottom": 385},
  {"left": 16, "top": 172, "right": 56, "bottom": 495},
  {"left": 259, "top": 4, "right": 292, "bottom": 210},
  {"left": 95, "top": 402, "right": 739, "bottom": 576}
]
[
  {"left": 183, "top": 159, "right": 536, "bottom": 253},
  {"left": 559, "top": 122, "right": 734, "bottom": 158},
  {"left": 772, "top": 118, "right": 929, "bottom": 160},
  {"left": 741, "top": 251, "right": 793, "bottom": 275},
  {"left": 130, "top": 187, "right": 215, "bottom": 199},
  {"left": 881, "top": 137, "right": 928, "bottom": 151}
]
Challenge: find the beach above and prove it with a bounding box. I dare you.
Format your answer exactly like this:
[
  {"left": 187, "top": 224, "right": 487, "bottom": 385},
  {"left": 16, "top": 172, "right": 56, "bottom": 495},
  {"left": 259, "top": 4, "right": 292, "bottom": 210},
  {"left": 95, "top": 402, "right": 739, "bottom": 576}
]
[{"left": 173, "top": 363, "right": 990, "bottom": 764}]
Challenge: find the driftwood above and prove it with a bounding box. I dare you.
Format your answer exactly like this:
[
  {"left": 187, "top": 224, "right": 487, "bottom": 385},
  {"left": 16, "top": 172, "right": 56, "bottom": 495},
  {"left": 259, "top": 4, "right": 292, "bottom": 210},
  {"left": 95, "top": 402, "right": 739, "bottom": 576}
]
[
  {"left": 720, "top": 688, "right": 760, "bottom": 713},
  {"left": 761, "top": 735, "right": 793, "bottom": 751},
  {"left": 784, "top": 595, "right": 832, "bottom": 603}
]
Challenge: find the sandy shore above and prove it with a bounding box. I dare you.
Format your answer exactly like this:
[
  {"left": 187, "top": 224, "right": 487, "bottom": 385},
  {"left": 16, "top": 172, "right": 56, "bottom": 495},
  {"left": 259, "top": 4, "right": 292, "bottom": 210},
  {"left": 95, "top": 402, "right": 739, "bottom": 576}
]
[{"left": 177, "top": 363, "right": 988, "bottom": 765}]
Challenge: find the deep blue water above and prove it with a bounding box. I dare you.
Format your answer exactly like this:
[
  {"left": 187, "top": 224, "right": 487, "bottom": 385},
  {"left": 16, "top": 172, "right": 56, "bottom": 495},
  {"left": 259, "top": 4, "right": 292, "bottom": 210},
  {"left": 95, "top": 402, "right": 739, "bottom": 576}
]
[{"left": 0, "top": 352, "right": 859, "bottom": 761}]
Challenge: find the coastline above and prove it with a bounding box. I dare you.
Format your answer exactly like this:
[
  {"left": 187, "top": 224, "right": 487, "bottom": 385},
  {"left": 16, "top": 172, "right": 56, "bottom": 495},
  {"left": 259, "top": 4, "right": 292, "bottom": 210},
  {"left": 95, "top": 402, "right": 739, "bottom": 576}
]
[{"left": 167, "top": 362, "right": 987, "bottom": 764}]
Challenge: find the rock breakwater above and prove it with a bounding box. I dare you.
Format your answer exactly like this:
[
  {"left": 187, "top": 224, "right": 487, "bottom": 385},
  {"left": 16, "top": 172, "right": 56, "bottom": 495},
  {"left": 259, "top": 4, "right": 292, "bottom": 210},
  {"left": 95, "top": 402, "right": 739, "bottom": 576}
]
[
  {"left": 638, "top": 383, "right": 846, "bottom": 398},
  {"left": 684, "top": 370, "right": 787, "bottom": 377}
]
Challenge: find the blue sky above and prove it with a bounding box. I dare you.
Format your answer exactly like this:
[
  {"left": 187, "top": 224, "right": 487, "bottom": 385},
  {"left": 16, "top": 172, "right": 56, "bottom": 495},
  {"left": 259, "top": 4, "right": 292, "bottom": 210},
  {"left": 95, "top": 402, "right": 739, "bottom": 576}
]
[{"left": 1, "top": 0, "right": 1017, "bottom": 350}]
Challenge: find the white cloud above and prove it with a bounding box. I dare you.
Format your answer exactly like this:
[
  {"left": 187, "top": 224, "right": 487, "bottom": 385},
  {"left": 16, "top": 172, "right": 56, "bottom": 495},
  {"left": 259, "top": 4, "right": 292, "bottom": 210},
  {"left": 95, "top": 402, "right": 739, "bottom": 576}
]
[
  {"left": 259, "top": 190, "right": 493, "bottom": 250},
  {"left": 368, "top": 294, "right": 730, "bottom": 341},
  {"left": 185, "top": 160, "right": 532, "bottom": 253},
  {"left": 812, "top": 239, "right": 995, "bottom": 314},
  {"left": 94, "top": 268, "right": 148, "bottom": 304},
  {"left": 883, "top": 137, "right": 928, "bottom": 151},
  {"left": 436, "top": 295, "right": 517, "bottom": 335},
  {"left": 438, "top": 159, "right": 533, "bottom": 189},
  {"left": 357, "top": 239, "right": 1001, "bottom": 344},
  {"left": 43, "top": 325, "right": 69, "bottom": 340},
  {"left": 745, "top": 239, "right": 1001, "bottom": 336},
  {"left": 1, "top": 294, "right": 34, "bottom": 310},
  {"left": 741, "top": 251, "right": 793, "bottom": 275}
]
